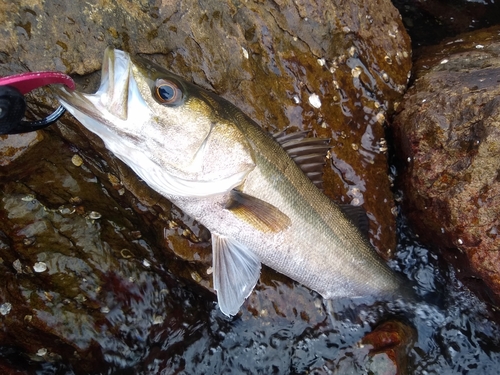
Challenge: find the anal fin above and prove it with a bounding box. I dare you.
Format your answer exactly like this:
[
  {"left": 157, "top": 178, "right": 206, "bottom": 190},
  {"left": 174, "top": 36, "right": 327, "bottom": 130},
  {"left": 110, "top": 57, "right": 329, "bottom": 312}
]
[{"left": 212, "top": 233, "right": 261, "bottom": 316}]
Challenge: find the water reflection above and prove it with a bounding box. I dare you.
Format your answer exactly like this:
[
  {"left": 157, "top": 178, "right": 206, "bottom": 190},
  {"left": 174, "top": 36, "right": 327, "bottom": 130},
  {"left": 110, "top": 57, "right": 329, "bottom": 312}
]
[
  {"left": 1, "top": 183, "right": 500, "bottom": 375},
  {"left": 142, "top": 217, "right": 500, "bottom": 374}
]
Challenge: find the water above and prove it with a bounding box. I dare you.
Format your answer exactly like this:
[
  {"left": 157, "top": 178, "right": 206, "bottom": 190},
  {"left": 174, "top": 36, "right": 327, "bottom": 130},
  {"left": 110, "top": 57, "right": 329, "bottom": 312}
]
[
  {"left": 2, "top": 213, "right": 498, "bottom": 374},
  {"left": 391, "top": 220, "right": 500, "bottom": 374}
]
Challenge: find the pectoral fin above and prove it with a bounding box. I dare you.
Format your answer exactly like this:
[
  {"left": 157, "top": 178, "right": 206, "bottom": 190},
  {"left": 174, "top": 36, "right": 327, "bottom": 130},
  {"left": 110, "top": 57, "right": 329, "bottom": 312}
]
[
  {"left": 212, "top": 233, "right": 261, "bottom": 316},
  {"left": 225, "top": 190, "right": 291, "bottom": 233}
]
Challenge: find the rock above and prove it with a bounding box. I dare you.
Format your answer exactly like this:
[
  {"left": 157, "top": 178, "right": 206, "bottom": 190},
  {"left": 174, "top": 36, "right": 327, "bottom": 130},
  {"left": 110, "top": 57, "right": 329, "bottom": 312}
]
[
  {"left": 0, "top": 132, "right": 43, "bottom": 167},
  {"left": 0, "top": 132, "right": 214, "bottom": 373},
  {"left": 0, "top": 0, "right": 412, "bottom": 372},
  {"left": 0, "top": 358, "right": 30, "bottom": 375},
  {"left": 361, "top": 320, "right": 416, "bottom": 375},
  {"left": 392, "top": 26, "right": 500, "bottom": 307},
  {"left": 1, "top": 0, "right": 412, "bottom": 257}
]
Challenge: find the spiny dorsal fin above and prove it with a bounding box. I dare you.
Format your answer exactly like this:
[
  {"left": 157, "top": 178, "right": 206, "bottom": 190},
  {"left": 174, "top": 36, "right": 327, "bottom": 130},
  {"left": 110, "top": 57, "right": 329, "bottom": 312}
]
[
  {"left": 272, "top": 129, "right": 309, "bottom": 144},
  {"left": 272, "top": 130, "right": 330, "bottom": 189},
  {"left": 225, "top": 190, "right": 291, "bottom": 233},
  {"left": 212, "top": 233, "right": 261, "bottom": 316}
]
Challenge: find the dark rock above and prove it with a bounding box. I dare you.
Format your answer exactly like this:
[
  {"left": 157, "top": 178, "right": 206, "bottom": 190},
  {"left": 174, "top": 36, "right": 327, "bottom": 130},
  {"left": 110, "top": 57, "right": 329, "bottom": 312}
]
[
  {"left": 0, "top": 356, "right": 30, "bottom": 375},
  {"left": 392, "top": 0, "right": 500, "bottom": 47},
  {"left": 392, "top": 26, "right": 500, "bottom": 307},
  {"left": 0, "top": 132, "right": 213, "bottom": 373}
]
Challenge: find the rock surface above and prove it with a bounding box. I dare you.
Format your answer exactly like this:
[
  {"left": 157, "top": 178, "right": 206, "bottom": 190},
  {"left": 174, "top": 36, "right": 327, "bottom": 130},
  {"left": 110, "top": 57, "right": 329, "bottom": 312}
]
[
  {"left": 392, "top": 26, "right": 500, "bottom": 306},
  {"left": 0, "top": 0, "right": 412, "bottom": 372},
  {"left": 0, "top": 132, "right": 214, "bottom": 373},
  {"left": 362, "top": 320, "right": 416, "bottom": 375},
  {"left": 1, "top": 0, "right": 412, "bottom": 256}
]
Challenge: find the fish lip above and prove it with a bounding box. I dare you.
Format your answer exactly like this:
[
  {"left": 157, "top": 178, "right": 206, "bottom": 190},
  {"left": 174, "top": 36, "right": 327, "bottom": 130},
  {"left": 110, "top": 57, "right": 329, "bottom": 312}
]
[
  {"left": 52, "top": 47, "right": 133, "bottom": 122},
  {"left": 99, "top": 47, "right": 131, "bottom": 120},
  {"left": 51, "top": 47, "right": 156, "bottom": 161}
]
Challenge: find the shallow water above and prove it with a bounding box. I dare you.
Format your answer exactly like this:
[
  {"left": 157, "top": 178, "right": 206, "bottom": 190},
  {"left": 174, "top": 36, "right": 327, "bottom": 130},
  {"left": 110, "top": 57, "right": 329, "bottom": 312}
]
[
  {"left": 137, "top": 217, "right": 500, "bottom": 375},
  {"left": 391, "top": 221, "right": 500, "bottom": 374},
  {"left": 3, "top": 213, "right": 498, "bottom": 374}
]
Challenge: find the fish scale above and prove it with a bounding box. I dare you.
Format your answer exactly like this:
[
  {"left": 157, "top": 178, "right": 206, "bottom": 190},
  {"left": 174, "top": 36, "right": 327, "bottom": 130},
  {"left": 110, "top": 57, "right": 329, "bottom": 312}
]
[
  {"left": 53, "top": 48, "right": 404, "bottom": 316},
  {"left": 227, "top": 107, "right": 399, "bottom": 294}
]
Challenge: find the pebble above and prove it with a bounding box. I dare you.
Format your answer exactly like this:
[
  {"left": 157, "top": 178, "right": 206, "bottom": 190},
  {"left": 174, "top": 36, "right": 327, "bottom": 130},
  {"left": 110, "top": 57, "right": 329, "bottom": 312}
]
[
  {"left": 88, "top": 211, "right": 102, "bottom": 220},
  {"left": 0, "top": 302, "right": 12, "bottom": 315},
  {"left": 71, "top": 154, "right": 84, "bottom": 167},
  {"left": 308, "top": 93, "right": 321, "bottom": 108},
  {"left": 33, "top": 262, "right": 47, "bottom": 273}
]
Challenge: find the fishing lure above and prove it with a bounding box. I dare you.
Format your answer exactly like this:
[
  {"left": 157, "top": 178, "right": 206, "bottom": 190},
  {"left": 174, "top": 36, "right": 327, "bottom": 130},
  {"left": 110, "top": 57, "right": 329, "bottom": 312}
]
[{"left": 0, "top": 71, "right": 74, "bottom": 135}]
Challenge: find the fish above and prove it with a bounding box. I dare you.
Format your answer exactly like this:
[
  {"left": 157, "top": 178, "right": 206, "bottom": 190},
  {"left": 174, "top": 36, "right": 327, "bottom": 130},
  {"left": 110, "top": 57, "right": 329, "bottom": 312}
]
[{"left": 53, "top": 48, "right": 404, "bottom": 316}]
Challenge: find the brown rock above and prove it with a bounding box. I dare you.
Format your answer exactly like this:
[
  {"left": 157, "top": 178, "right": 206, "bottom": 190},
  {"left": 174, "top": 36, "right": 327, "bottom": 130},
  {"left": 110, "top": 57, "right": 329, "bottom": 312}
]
[
  {"left": 0, "top": 131, "right": 215, "bottom": 373},
  {"left": 1, "top": 0, "right": 412, "bottom": 257},
  {"left": 0, "top": 0, "right": 412, "bottom": 372},
  {"left": 0, "top": 132, "right": 43, "bottom": 166},
  {"left": 392, "top": 25, "right": 500, "bottom": 306},
  {"left": 362, "top": 320, "right": 416, "bottom": 375}
]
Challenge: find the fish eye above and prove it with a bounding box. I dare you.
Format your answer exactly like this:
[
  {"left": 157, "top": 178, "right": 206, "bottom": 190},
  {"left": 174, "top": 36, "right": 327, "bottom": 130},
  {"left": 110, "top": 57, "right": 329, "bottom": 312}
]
[{"left": 154, "top": 79, "right": 183, "bottom": 105}]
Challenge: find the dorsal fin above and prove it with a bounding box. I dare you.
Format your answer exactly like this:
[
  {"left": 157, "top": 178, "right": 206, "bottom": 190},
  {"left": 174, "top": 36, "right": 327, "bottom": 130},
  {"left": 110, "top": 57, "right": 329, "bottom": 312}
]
[
  {"left": 339, "top": 204, "right": 370, "bottom": 237},
  {"left": 272, "top": 130, "right": 330, "bottom": 189},
  {"left": 272, "top": 130, "right": 309, "bottom": 144}
]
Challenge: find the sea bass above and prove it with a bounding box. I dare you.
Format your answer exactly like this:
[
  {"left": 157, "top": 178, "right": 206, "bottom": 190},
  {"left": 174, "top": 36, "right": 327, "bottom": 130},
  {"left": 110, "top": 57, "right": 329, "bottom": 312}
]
[{"left": 54, "top": 48, "right": 403, "bottom": 316}]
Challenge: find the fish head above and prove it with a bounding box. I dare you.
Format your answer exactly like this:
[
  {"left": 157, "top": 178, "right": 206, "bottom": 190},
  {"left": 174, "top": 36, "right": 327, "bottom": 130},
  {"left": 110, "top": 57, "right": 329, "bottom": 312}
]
[{"left": 53, "top": 47, "right": 255, "bottom": 197}]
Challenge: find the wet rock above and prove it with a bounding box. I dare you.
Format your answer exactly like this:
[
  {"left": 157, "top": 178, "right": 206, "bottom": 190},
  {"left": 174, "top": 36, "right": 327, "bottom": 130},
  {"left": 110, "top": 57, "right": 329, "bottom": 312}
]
[
  {"left": 392, "top": 26, "right": 500, "bottom": 306},
  {"left": 0, "top": 132, "right": 43, "bottom": 166},
  {"left": 361, "top": 320, "right": 416, "bottom": 375},
  {"left": 1, "top": 0, "right": 412, "bottom": 256},
  {"left": 0, "top": 357, "right": 30, "bottom": 375},
  {"left": 1, "top": 0, "right": 413, "bottom": 372},
  {"left": 0, "top": 132, "right": 214, "bottom": 373}
]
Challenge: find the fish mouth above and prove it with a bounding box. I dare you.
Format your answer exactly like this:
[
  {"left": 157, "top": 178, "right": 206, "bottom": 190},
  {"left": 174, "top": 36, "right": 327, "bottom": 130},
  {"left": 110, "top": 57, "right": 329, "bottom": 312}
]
[
  {"left": 52, "top": 47, "right": 140, "bottom": 132},
  {"left": 94, "top": 47, "right": 132, "bottom": 121}
]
